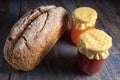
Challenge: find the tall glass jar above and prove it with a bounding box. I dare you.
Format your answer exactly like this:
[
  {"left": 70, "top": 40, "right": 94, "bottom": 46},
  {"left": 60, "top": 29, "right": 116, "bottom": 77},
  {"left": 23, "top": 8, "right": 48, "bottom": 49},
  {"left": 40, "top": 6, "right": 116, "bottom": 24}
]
[
  {"left": 77, "top": 29, "right": 112, "bottom": 74},
  {"left": 77, "top": 51, "right": 104, "bottom": 74}
]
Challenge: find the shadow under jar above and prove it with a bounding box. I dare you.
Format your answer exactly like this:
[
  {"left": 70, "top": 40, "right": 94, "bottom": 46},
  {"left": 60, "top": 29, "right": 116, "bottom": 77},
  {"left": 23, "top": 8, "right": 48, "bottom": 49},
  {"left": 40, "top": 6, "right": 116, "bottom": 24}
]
[{"left": 76, "top": 29, "right": 112, "bottom": 74}]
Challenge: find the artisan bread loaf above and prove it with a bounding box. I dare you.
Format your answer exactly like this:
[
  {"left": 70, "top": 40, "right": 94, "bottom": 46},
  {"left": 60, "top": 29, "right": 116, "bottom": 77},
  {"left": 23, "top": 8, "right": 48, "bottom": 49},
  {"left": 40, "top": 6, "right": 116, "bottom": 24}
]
[{"left": 4, "top": 5, "right": 68, "bottom": 71}]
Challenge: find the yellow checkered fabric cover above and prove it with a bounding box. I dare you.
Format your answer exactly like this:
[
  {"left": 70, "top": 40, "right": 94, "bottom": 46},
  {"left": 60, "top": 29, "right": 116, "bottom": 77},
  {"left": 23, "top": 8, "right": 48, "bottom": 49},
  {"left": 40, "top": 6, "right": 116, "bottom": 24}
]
[
  {"left": 72, "top": 7, "right": 97, "bottom": 30},
  {"left": 78, "top": 29, "right": 112, "bottom": 60}
]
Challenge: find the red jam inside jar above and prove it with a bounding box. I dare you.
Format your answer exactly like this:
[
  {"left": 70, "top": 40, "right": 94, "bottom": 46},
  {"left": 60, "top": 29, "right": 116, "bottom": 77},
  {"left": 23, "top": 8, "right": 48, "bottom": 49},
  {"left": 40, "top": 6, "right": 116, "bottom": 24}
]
[{"left": 77, "top": 50, "right": 104, "bottom": 74}]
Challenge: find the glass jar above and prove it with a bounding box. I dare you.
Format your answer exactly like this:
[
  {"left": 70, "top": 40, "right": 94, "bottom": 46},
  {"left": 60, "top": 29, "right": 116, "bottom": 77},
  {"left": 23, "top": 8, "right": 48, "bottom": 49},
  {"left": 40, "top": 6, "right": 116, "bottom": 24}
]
[
  {"left": 71, "top": 20, "right": 95, "bottom": 45},
  {"left": 71, "top": 7, "right": 97, "bottom": 45},
  {"left": 77, "top": 28, "right": 112, "bottom": 74},
  {"left": 77, "top": 51, "right": 104, "bottom": 74}
]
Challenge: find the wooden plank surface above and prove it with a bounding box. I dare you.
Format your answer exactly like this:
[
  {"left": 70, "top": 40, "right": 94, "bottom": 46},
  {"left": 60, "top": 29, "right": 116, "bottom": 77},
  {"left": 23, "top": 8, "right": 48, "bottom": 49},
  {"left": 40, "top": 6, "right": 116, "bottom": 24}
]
[
  {"left": 75, "top": 0, "right": 120, "bottom": 80},
  {"left": 0, "top": 0, "right": 21, "bottom": 80},
  {"left": 0, "top": 0, "right": 120, "bottom": 80}
]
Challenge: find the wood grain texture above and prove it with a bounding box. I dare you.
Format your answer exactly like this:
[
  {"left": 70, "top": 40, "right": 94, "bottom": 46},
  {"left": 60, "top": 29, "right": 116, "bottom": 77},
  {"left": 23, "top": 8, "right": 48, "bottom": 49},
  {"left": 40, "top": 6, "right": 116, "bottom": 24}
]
[
  {"left": 0, "top": 0, "right": 120, "bottom": 80},
  {"left": 75, "top": 0, "right": 120, "bottom": 80},
  {"left": 0, "top": 0, "right": 21, "bottom": 80},
  {"left": 10, "top": 0, "right": 76, "bottom": 80}
]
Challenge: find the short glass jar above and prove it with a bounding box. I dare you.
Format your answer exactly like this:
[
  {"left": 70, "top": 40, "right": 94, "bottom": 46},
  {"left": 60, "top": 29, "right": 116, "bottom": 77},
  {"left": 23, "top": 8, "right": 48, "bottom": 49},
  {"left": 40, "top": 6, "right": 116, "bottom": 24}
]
[{"left": 71, "top": 7, "right": 97, "bottom": 45}]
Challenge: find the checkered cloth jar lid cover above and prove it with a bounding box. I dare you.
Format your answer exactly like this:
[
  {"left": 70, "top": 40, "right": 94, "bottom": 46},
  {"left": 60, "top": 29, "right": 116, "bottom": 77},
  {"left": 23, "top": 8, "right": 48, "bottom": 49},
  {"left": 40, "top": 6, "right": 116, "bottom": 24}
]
[
  {"left": 78, "top": 29, "right": 112, "bottom": 60},
  {"left": 72, "top": 7, "right": 97, "bottom": 30}
]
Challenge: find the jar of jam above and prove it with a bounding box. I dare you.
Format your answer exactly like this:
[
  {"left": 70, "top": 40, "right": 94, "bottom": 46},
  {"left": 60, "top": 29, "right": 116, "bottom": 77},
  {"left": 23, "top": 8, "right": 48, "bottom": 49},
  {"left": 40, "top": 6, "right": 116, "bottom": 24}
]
[
  {"left": 71, "top": 7, "right": 97, "bottom": 45},
  {"left": 77, "top": 29, "right": 112, "bottom": 74}
]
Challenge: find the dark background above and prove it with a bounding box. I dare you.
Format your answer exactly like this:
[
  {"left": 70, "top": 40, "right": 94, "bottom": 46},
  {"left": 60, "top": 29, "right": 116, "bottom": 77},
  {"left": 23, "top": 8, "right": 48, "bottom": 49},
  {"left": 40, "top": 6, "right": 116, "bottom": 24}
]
[{"left": 0, "top": 0, "right": 120, "bottom": 80}]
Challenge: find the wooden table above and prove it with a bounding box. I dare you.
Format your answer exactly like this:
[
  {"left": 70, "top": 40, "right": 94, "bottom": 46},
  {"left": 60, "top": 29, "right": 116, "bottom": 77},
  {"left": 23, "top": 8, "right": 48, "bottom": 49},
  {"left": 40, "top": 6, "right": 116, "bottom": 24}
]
[{"left": 0, "top": 0, "right": 120, "bottom": 80}]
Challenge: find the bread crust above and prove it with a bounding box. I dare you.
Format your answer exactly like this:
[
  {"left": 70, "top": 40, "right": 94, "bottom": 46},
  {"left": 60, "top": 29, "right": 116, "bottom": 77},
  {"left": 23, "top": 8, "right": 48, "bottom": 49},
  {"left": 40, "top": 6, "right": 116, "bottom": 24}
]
[{"left": 4, "top": 5, "right": 68, "bottom": 71}]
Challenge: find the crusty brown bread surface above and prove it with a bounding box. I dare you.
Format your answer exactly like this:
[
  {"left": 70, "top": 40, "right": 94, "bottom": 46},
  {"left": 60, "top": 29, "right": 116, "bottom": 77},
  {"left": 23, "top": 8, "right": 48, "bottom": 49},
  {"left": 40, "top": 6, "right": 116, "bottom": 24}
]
[{"left": 4, "top": 5, "right": 68, "bottom": 71}]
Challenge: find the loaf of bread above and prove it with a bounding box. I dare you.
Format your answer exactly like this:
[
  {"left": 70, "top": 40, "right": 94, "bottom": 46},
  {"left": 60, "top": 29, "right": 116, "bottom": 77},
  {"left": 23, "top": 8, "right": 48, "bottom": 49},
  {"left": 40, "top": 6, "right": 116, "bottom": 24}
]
[{"left": 4, "top": 5, "right": 68, "bottom": 71}]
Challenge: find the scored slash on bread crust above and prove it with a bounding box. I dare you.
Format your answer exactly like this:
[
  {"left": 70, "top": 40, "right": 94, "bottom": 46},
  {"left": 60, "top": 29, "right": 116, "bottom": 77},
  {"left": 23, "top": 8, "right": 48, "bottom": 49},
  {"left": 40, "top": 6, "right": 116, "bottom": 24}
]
[{"left": 4, "top": 5, "right": 68, "bottom": 71}]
